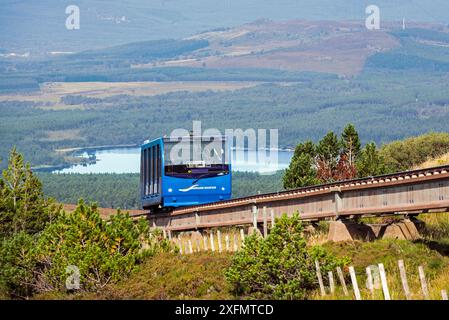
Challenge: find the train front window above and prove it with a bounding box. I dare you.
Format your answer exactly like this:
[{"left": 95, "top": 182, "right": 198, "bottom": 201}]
[{"left": 164, "top": 138, "right": 229, "bottom": 179}]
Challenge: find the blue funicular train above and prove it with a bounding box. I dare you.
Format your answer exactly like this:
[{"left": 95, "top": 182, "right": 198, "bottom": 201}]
[{"left": 140, "top": 133, "right": 232, "bottom": 211}]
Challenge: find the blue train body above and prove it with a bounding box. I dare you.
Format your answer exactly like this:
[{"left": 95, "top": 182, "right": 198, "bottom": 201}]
[{"left": 141, "top": 135, "right": 232, "bottom": 210}]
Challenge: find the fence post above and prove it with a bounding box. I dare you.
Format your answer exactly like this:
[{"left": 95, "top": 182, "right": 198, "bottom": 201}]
[
  {"left": 162, "top": 229, "right": 167, "bottom": 239},
  {"left": 178, "top": 236, "right": 183, "bottom": 255},
  {"left": 210, "top": 233, "right": 215, "bottom": 252},
  {"left": 328, "top": 271, "right": 335, "bottom": 294},
  {"left": 233, "top": 233, "right": 238, "bottom": 251},
  {"left": 252, "top": 205, "right": 258, "bottom": 229},
  {"left": 366, "top": 266, "right": 374, "bottom": 298},
  {"left": 188, "top": 240, "right": 193, "bottom": 254},
  {"left": 398, "top": 260, "right": 411, "bottom": 300},
  {"left": 271, "top": 209, "right": 275, "bottom": 228},
  {"left": 167, "top": 230, "right": 172, "bottom": 241},
  {"left": 442, "top": 290, "right": 448, "bottom": 300},
  {"left": 217, "top": 230, "right": 223, "bottom": 253},
  {"left": 203, "top": 235, "right": 208, "bottom": 251},
  {"left": 263, "top": 206, "right": 268, "bottom": 238},
  {"left": 349, "top": 266, "right": 361, "bottom": 300},
  {"left": 240, "top": 229, "right": 245, "bottom": 248},
  {"left": 418, "top": 266, "right": 430, "bottom": 300},
  {"left": 336, "top": 267, "right": 349, "bottom": 296},
  {"left": 196, "top": 238, "right": 201, "bottom": 252},
  {"left": 315, "top": 260, "right": 326, "bottom": 296},
  {"left": 378, "top": 263, "right": 391, "bottom": 300},
  {"left": 225, "top": 234, "right": 230, "bottom": 251}
]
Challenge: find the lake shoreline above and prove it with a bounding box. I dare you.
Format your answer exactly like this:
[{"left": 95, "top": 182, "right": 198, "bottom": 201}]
[{"left": 33, "top": 144, "right": 294, "bottom": 174}]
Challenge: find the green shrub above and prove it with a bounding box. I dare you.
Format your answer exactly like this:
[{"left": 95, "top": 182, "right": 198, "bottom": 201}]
[
  {"left": 225, "top": 214, "right": 349, "bottom": 299},
  {"left": 32, "top": 200, "right": 171, "bottom": 292},
  {"left": 380, "top": 132, "right": 449, "bottom": 171},
  {"left": 0, "top": 148, "right": 60, "bottom": 239},
  {"left": 0, "top": 200, "right": 172, "bottom": 298},
  {"left": 0, "top": 232, "right": 37, "bottom": 298}
]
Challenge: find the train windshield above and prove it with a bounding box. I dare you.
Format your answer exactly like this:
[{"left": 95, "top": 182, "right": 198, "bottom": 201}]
[{"left": 164, "top": 138, "right": 229, "bottom": 179}]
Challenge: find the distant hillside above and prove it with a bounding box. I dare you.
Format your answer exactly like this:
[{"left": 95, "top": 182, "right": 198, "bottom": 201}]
[
  {"left": 2, "top": 0, "right": 449, "bottom": 54},
  {"left": 3, "top": 20, "right": 449, "bottom": 93},
  {"left": 366, "top": 28, "right": 449, "bottom": 72},
  {"left": 74, "top": 39, "right": 209, "bottom": 62}
]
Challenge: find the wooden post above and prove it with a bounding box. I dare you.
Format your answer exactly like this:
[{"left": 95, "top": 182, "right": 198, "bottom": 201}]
[
  {"left": 418, "top": 266, "right": 430, "bottom": 300},
  {"left": 240, "top": 229, "right": 245, "bottom": 246},
  {"left": 210, "top": 233, "right": 215, "bottom": 252},
  {"left": 203, "top": 235, "right": 208, "bottom": 251},
  {"left": 349, "top": 266, "right": 361, "bottom": 300},
  {"left": 442, "top": 290, "right": 448, "bottom": 300},
  {"left": 378, "top": 263, "right": 391, "bottom": 300},
  {"left": 252, "top": 205, "right": 258, "bottom": 229},
  {"left": 217, "top": 230, "right": 223, "bottom": 253},
  {"left": 336, "top": 267, "right": 349, "bottom": 296},
  {"left": 233, "top": 233, "right": 238, "bottom": 251},
  {"left": 328, "top": 271, "right": 335, "bottom": 294},
  {"left": 178, "top": 236, "right": 183, "bottom": 255},
  {"left": 315, "top": 260, "right": 326, "bottom": 296},
  {"left": 196, "top": 238, "right": 201, "bottom": 252},
  {"left": 162, "top": 229, "right": 167, "bottom": 239},
  {"left": 188, "top": 240, "right": 193, "bottom": 254},
  {"left": 263, "top": 206, "right": 268, "bottom": 238},
  {"left": 398, "top": 260, "right": 411, "bottom": 300},
  {"left": 270, "top": 209, "right": 275, "bottom": 228},
  {"left": 367, "top": 265, "right": 381, "bottom": 290},
  {"left": 167, "top": 230, "right": 172, "bottom": 241},
  {"left": 366, "top": 266, "right": 374, "bottom": 298},
  {"left": 225, "top": 234, "right": 230, "bottom": 251}
]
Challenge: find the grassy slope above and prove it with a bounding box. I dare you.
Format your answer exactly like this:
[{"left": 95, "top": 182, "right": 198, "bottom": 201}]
[
  {"left": 319, "top": 239, "right": 449, "bottom": 300},
  {"left": 37, "top": 252, "right": 233, "bottom": 300},
  {"left": 35, "top": 212, "right": 449, "bottom": 300}
]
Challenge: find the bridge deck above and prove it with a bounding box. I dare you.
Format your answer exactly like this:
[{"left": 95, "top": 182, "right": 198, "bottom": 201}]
[{"left": 147, "top": 166, "right": 449, "bottom": 232}]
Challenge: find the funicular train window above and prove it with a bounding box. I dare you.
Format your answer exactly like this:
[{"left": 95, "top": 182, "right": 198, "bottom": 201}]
[
  {"left": 143, "top": 149, "right": 148, "bottom": 196},
  {"left": 149, "top": 147, "right": 154, "bottom": 194},
  {"left": 140, "top": 150, "right": 144, "bottom": 196},
  {"left": 155, "top": 144, "right": 160, "bottom": 194},
  {"left": 164, "top": 136, "right": 229, "bottom": 179},
  {"left": 147, "top": 148, "right": 151, "bottom": 194},
  {"left": 152, "top": 146, "right": 157, "bottom": 194}
]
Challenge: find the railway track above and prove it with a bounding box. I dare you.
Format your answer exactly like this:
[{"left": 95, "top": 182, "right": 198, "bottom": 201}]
[{"left": 144, "top": 165, "right": 449, "bottom": 232}]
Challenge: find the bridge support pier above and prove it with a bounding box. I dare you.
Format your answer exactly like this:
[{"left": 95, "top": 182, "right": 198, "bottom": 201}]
[
  {"left": 328, "top": 218, "right": 424, "bottom": 242},
  {"left": 328, "top": 220, "right": 376, "bottom": 242}
]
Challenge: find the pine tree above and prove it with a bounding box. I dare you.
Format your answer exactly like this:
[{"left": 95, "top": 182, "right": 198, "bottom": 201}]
[
  {"left": 0, "top": 147, "right": 59, "bottom": 238},
  {"left": 292, "top": 140, "right": 315, "bottom": 161},
  {"left": 316, "top": 132, "right": 340, "bottom": 182},
  {"left": 356, "top": 142, "right": 388, "bottom": 178},
  {"left": 283, "top": 153, "right": 320, "bottom": 189},
  {"left": 341, "top": 124, "right": 361, "bottom": 167}
]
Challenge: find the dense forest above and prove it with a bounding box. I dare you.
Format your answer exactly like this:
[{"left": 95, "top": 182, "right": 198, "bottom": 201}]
[
  {"left": 37, "top": 171, "right": 285, "bottom": 209},
  {"left": 2, "top": 68, "right": 449, "bottom": 170}
]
